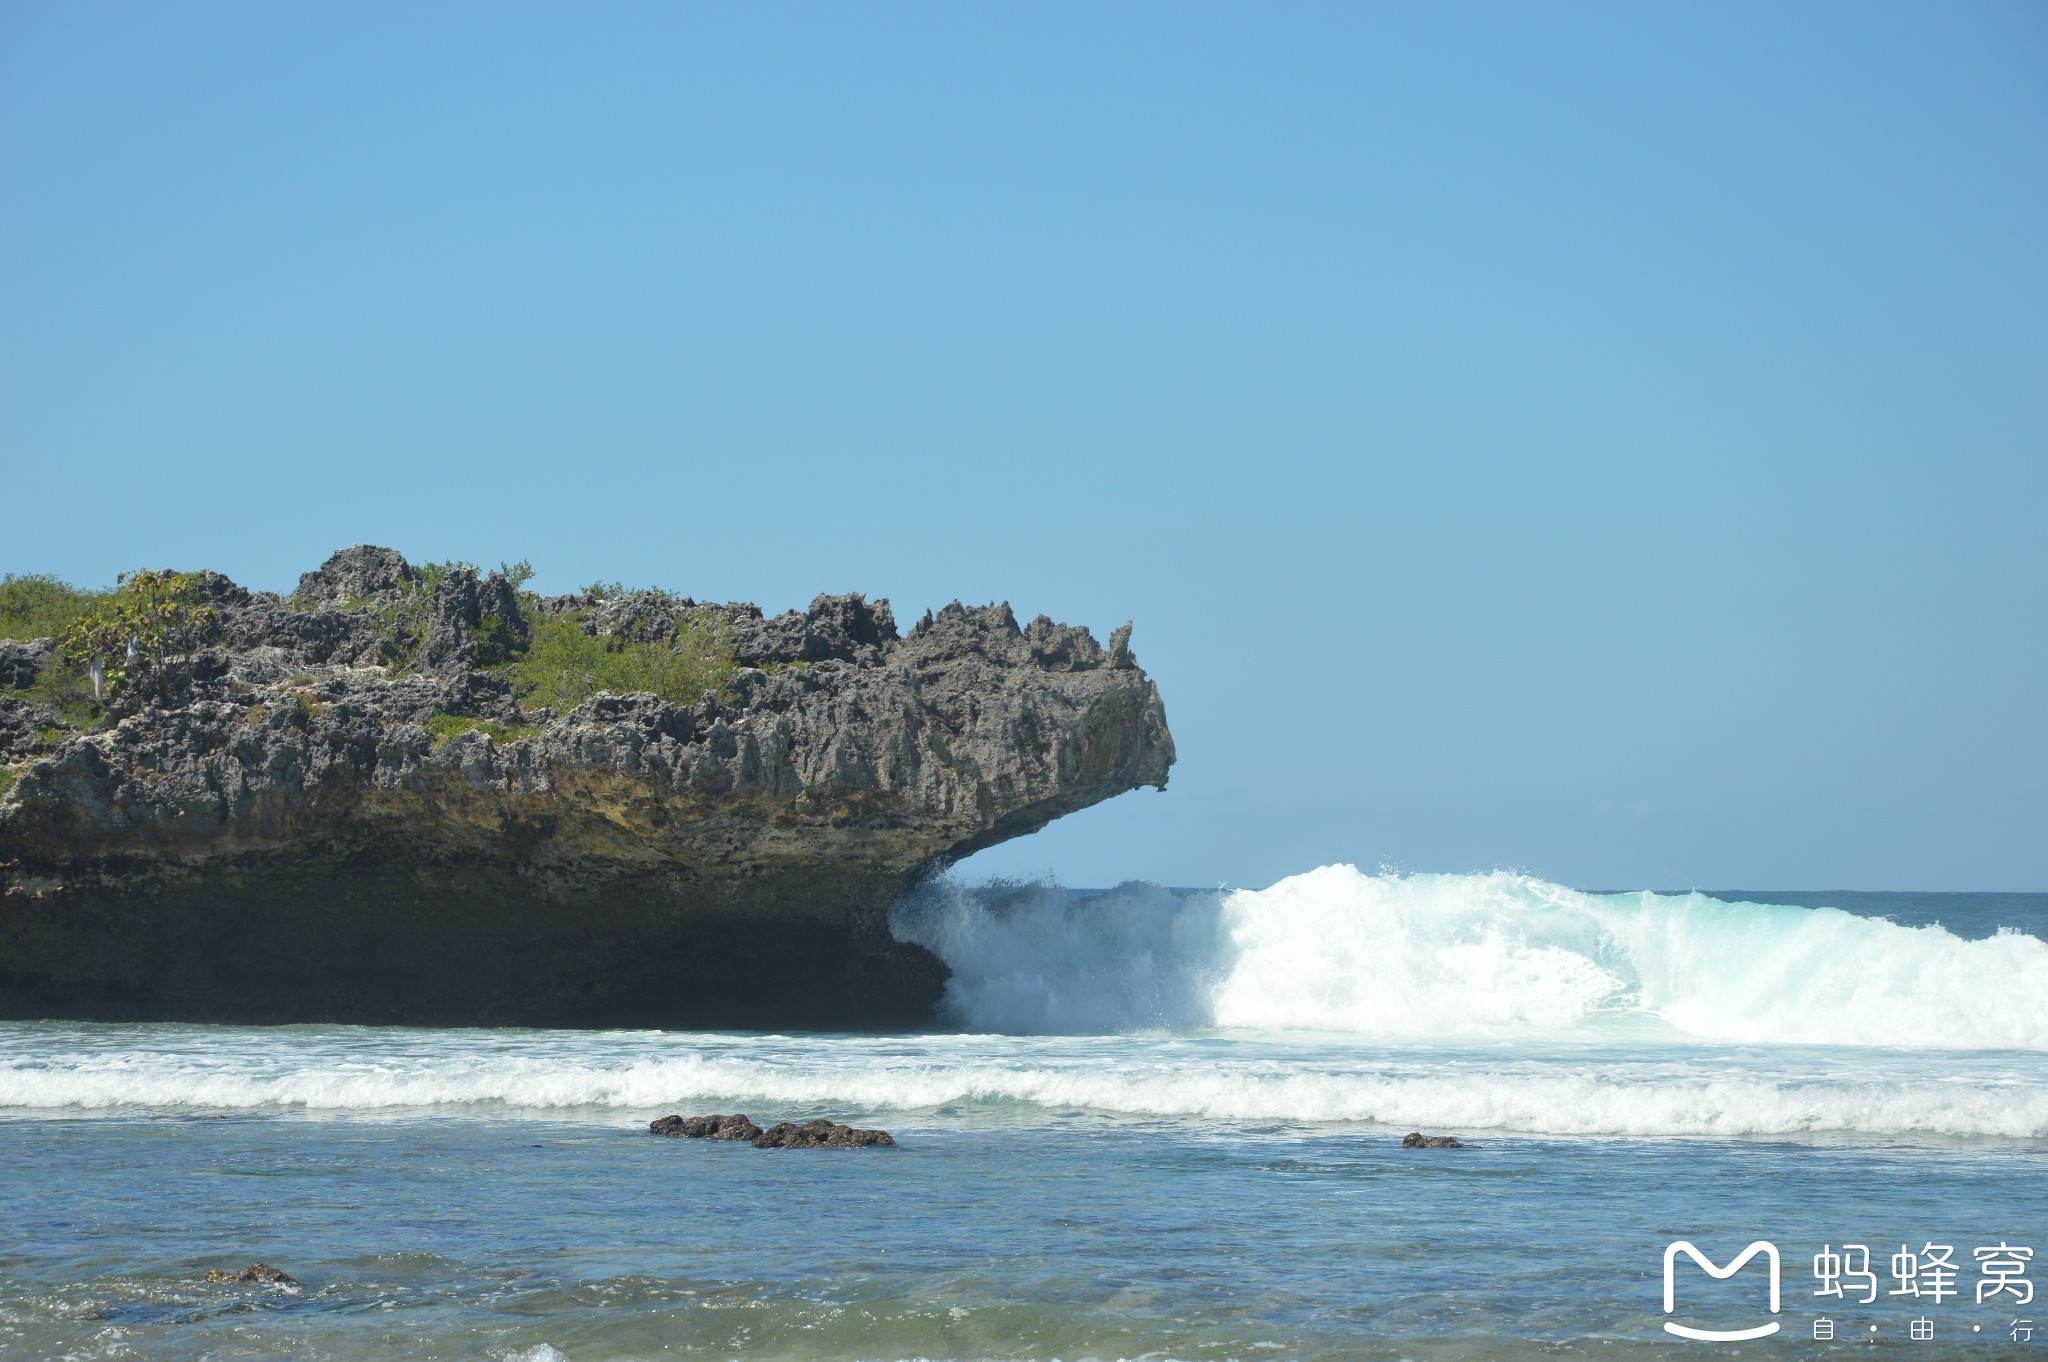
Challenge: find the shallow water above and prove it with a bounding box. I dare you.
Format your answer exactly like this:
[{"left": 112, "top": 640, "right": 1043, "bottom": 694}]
[{"left": 2, "top": 872, "right": 2043, "bottom": 1360}]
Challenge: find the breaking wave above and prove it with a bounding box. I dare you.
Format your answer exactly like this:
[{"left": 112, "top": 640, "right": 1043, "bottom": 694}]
[
  {"left": 889, "top": 866, "right": 2048, "bottom": 1049},
  {"left": 0, "top": 868, "right": 2040, "bottom": 1138}
]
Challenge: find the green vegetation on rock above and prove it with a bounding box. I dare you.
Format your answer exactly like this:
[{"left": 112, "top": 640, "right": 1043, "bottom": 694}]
[
  {"left": 367, "top": 560, "right": 535, "bottom": 673},
  {"left": 373, "top": 585, "right": 438, "bottom": 671},
  {"left": 60, "top": 569, "right": 218, "bottom": 701},
  {"left": 416, "top": 558, "right": 533, "bottom": 593},
  {"left": 0, "top": 573, "right": 111, "bottom": 642},
  {"left": 0, "top": 765, "right": 21, "bottom": 799},
  {"left": 580, "top": 580, "right": 680, "bottom": 602},
  {"left": 2, "top": 569, "right": 213, "bottom": 721},
  {"left": 6, "top": 552, "right": 734, "bottom": 736},
  {"left": 425, "top": 712, "right": 541, "bottom": 750},
  {"left": 502, "top": 608, "right": 733, "bottom": 712},
  {"left": 24, "top": 668, "right": 100, "bottom": 729}
]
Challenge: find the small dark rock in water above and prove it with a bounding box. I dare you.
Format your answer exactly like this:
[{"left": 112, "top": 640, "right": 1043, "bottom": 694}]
[
  {"left": 649, "top": 1113, "right": 764, "bottom": 1141},
  {"left": 751, "top": 1118, "right": 896, "bottom": 1149},
  {"left": 1402, "top": 1132, "right": 1469, "bottom": 1148},
  {"left": 204, "top": 1262, "right": 297, "bottom": 1285}
]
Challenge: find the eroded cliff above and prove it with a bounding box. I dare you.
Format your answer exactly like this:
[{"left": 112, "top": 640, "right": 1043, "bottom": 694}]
[{"left": 0, "top": 548, "right": 1173, "bottom": 1027}]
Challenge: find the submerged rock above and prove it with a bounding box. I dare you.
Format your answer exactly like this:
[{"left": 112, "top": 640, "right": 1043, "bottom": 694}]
[
  {"left": 1401, "top": 1132, "right": 1470, "bottom": 1148},
  {"left": 649, "top": 1113, "right": 763, "bottom": 1141},
  {"left": 204, "top": 1262, "right": 297, "bottom": 1285},
  {"left": 750, "top": 1118, "right": 896, "bottom": 1149},
  {"left": 0, "top": 547, "right": 1174, "bottom": 1029}
]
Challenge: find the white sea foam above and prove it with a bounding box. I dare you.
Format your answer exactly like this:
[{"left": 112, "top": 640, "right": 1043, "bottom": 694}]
[
  {"left": 890, "top": 866, "right": 2048, "bottom": 1049},
  {"left": 1, "top": 1026, "right": 2043, "bottom": 1137}
]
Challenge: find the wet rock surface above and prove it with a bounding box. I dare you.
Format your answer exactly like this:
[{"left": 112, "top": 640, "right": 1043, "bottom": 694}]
[
  {"left": 750, "top": 1119, "right": 896, "bottom": 1149},
  {"left": 649, "top": 1113, "right": 764, "bottom": 1141},
  {"left": 1401, "top": 1132, "right": 1471, "bottom": 1148},
  {"left": 0, "top": 547, "right": 1174, "bottom": 1029}
]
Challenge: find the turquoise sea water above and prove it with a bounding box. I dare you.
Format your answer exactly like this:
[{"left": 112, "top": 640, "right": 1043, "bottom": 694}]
[{"left": 1, "top": 871, "right": 2044, "bottom": 1360}]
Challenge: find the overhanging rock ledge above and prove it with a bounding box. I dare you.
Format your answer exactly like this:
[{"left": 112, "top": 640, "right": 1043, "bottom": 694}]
[{"left": 0, "top": 547, "right": 1174, "bottom": 1028}]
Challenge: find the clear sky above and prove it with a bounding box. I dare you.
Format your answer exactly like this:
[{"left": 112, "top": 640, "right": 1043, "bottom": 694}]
[{"left": 4, "top": 3, "right": 2043, "bottom": 890}]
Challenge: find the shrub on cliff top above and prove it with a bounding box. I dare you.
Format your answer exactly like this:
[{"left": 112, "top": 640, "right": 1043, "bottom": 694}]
[
  {"left": 580, "top": 580, "right": 679, "bottom": 602},
  {"left": 0, "top": 574, "right": 110, "bottom": 643},
  {"left": 415, "top": 558, "right": 535, "bottom": 593},
  {"left": 60, "top": 569, "right": 219, "bottom": 701}
]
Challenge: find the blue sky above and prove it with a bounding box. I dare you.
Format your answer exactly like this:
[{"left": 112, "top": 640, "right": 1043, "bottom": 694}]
[{"left": 4, "top": 3, "right": 2043, "bottom": 889}]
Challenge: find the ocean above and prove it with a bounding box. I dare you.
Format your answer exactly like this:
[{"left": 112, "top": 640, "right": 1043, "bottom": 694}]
[{"left": 2, "top": 868, "right": 2043, "bottom": 1360}]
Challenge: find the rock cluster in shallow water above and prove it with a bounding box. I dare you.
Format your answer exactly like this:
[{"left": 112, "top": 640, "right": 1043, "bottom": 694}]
[{"left": 647, "top": 1113, "right": 896, "bottom": 1148}]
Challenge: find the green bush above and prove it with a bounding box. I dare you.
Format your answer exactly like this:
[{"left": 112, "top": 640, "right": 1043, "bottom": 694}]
[
  {"left": 580, "top": 580, "right": 680, "bottom": 602},
  {"left": 502, "top": 609, "right": 732, "bottom": 712},
  {"left": 0, "top": 574, "right": 111, "bottom": 642},
  {"left": 415, "top": 558, "right": 531, "bottom": 592},
  {"left": 425, "top": 711, "right": 540, "bottom": 750},
  {"left": 59, "top": 569, "right": 218, "bottom": 700},
  {"left": 414, "top": 560, "right": 469, "bottom": 593}
]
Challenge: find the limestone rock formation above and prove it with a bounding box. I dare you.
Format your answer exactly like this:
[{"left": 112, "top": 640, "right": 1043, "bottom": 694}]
[{"left": 0, "top": 547, "right": 1174, "bottom": 1028}]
